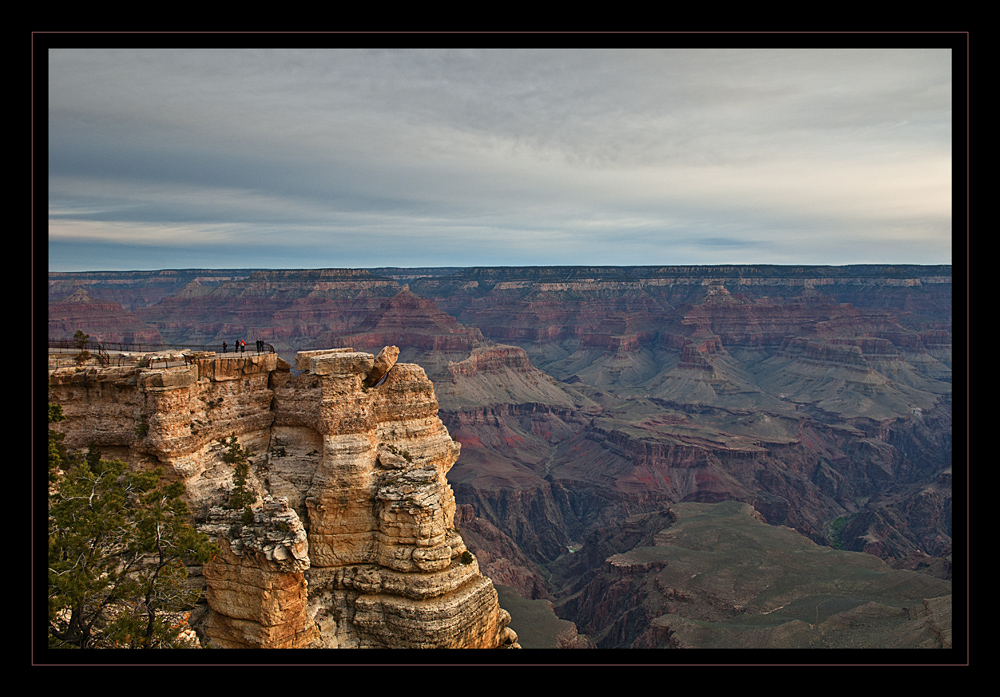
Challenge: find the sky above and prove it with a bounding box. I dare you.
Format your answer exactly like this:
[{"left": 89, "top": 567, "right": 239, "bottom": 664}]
[{"left": 44, "top": 45, "right": 958, "bottom": 272}]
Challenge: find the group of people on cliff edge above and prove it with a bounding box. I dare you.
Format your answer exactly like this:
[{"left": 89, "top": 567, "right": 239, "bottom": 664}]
[{"left": 221, "top": 339, "right": 267, "bottom": 354}]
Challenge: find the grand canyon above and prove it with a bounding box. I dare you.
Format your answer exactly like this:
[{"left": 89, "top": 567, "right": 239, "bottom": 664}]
[{"left": 46, "top": 264, "right": 956, "bottom": 653}]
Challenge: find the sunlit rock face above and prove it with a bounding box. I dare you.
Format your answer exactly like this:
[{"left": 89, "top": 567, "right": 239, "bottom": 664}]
[
  {"left": 200, "top": 498, "right": 317, "bottom": 649},
  {"left": 47, "top": 347, "right": 519, "bottom": 650}
]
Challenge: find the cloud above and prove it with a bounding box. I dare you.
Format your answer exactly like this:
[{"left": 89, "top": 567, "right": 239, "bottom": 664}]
[{"left": 44, "top": 47, "right": 955, "bottom": 271}]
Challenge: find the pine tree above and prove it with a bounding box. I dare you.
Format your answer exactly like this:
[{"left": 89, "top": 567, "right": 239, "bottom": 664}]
[
  {"left": 48, "top": 433, "right": 217, "bottom": 649},
  {"left": 72, "top": 329, "right": 91, "bottom": 364},
  {"left": 222, "top": 434, "right": 257, "bottom": 525}
]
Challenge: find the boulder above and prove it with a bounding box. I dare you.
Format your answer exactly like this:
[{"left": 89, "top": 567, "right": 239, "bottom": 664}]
[{"left": 365, "top": 345, "right": 399, "bottom": 387}]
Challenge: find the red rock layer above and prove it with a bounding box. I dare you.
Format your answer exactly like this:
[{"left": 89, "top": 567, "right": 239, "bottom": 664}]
[{"left": 49, "top": 290, "right": 163, "bottom": 345}]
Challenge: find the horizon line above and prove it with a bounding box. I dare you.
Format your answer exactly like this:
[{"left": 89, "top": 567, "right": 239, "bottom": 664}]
[{"left": 47, "top": 262, "right": 955, "bottom": 275}]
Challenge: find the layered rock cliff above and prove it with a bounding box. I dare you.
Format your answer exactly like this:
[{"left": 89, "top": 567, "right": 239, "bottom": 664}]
[
  {"left": 48, "top": 264, "right": 955, "bottom": 648},
  {"left": 47, "top": 347, "right": 519, "bottom": 649},
  {"left": 200, "top": 497, "right": 317, "bottom": 649},
  {"left": 133, "top": 269, "right": 403, "bottom": 350},
  {"left": 48, "top": 269, "right": 254, "bottom": 311},
  {"left": 48, "top": 288, "right": 163, "bottom": 346}
]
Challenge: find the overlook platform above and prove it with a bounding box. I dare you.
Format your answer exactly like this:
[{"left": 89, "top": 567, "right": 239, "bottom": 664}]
[{"left": 48, "top": 339, "right": 276, "bottom": 369}]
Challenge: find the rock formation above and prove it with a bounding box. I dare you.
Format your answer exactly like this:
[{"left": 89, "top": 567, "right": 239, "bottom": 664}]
[
  {"left": 48, "top": 264, "right": 956, "bottom": 649},
  {"left": 47, "top": 346, "right": 519, "bottom": 649},
  {"left": 200, "top": 497, "right": 317, "bottom": 649},
  {"left": 48, "top": 269, "right": 254, "bottom": 311},
  {"left": 48, "top": 288, "right": 163, "bottom": 346},
  {"left": 364, "top": 344, "right": 399, "bottom": 387}
]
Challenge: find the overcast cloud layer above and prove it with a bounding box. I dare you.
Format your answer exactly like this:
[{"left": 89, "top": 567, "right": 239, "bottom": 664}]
[{"left": 46, "top": 47, "right": 955, "bottom": 271}]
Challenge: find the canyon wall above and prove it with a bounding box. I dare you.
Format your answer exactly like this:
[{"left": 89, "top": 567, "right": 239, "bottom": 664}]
[
  {"left": 48, "top": 264, "right": 955, "bottom": 648},
  {"left": 47, "top": 347, "right": 519, "bottom": 650}
]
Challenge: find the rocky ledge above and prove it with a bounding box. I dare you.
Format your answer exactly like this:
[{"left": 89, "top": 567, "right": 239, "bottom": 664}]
[{"left": 47, "top": 346, "right": 519, "bottom": 649}]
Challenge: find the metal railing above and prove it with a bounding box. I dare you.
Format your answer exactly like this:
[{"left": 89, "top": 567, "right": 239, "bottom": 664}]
[{"left": 48, "top": 339, "right": 276, "bottom": 368}]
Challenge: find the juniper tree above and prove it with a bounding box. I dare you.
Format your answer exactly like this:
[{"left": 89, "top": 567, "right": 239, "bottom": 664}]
[
  {"left": 222, "top": 435, "right": 256, "bottom": 525},
  {"left": 48, "top": 436, "right": 216, "bottom": 649},
  {"left": 48, "top": 404, "right": 70, "bottom": 485}
]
